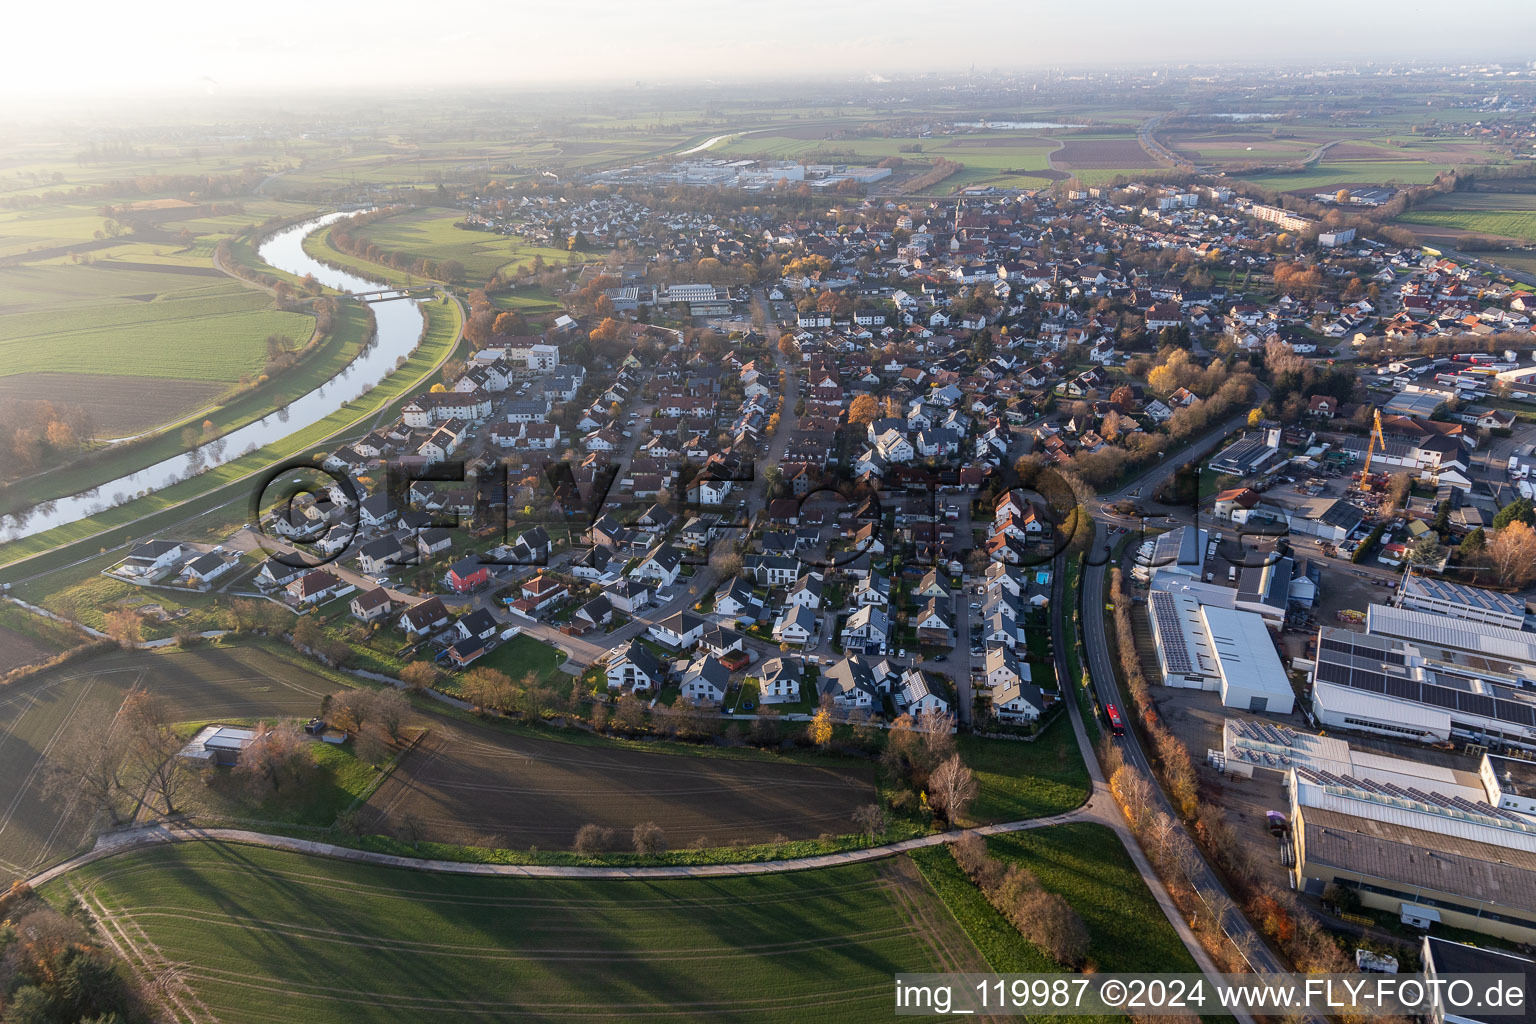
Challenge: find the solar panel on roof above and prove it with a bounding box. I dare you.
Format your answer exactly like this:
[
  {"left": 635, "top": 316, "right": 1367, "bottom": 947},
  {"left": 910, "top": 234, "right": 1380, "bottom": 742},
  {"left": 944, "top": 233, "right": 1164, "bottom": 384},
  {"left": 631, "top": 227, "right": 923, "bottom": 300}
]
[
  {"left": 1385, "top": 677, "right": 1418, "bottom": 700},
  {"left": 1459, "top": 693, "right": 1497, "bottom": 719},
  {"left": 1424, "top": 686, "right": 1459, "bottom": 710},
  {"left": 1353, "top": 670, "right": 1388, "bottom": 693},
  {"left": 1501, "top": 702, "right": 1536, "bottom": 728},
  {"left": 1317, "top": 660, "right": 1352, "bottom": 686}
]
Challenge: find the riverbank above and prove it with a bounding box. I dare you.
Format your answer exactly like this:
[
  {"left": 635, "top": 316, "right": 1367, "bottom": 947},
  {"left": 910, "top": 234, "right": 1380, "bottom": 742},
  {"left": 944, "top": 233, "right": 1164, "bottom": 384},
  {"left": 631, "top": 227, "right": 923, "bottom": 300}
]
[
  {"left": 0, "top": 297, "right": 377, "bottom": 517},
  {"left": 0, "top": 293, "right": 461, "bottom": 576}
]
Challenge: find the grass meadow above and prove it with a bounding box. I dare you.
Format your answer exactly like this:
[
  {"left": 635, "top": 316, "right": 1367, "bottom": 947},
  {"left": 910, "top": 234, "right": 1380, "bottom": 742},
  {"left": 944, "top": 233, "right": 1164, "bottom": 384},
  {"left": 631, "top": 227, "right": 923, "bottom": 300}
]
[{"left": 53, "top": 843, "right": 979, "bottom": 1023}]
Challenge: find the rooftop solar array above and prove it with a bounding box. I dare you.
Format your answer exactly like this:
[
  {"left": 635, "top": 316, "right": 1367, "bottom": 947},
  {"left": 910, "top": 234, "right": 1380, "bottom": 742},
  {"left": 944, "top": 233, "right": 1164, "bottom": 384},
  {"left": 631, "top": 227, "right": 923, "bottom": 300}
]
[
  {"left": 1296, "top": 765, "right": 1530, "bottom": 826},
  {"left": 1315, "top": 628, "right": 1536, "bottom": 732},
  {"left": 1403, "top": 576, "right": 1524, "bottom": 616},
  {"left": 1151, "top": 590, "right": 1193, "bottom": 674}
]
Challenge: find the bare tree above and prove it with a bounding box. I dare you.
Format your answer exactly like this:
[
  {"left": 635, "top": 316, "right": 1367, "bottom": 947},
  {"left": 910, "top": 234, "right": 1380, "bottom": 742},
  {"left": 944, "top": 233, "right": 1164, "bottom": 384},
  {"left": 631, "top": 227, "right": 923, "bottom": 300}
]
[
  {"left": 371, "top": 688, "right": 410, "bottom": 741},
  {"left": 916, "top": 707, "right": 956, "bottom": 767},
  {"left": 121, "top": 688, "right": 191, "bottom": 815},
  {"left": 44, "top": 721, "right": 132, "bottom": 825},
  {"left": 1017, "top": 887, "right": 1090, "bottom": 967},
  {"left": 234, "top": 721, "right": 311, "bottom": 799},
  {"left": 928, "top": 754, "right": 978, "bottom": 824},
  {"left": 851, "top": 803, "right": 886, "bottom": 840},
  {"left": 574, "top": 824, "right": 616, "bottom": 854},
  {"left": 632, "top": 821, "right": 666, "bottom": 855}
]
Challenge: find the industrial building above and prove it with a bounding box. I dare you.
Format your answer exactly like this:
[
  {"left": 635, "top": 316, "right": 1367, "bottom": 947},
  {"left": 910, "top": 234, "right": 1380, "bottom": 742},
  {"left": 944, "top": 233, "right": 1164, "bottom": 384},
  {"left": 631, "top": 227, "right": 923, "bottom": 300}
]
[
  {"left": 1397, "top": 576, "right": 1527, "bottom": 631},
  {"left": 1309, "top": 613, "right": 1536, "bottom": 750},
  {"left": 1208, "top": 430, "right": 1280, "bottom": 477},
  {"left": 1131, "top": 524, "right": 1205, "bottom": 584},
  {"left": 1289, "top": 750, "right": 1536, "bottom": 944},
  {"left": 1422, "top": 938, "right": 1536, "bottom": 1024},
  {"left": 1149, "top": 590, "right": 1294, "bottom": 713}
]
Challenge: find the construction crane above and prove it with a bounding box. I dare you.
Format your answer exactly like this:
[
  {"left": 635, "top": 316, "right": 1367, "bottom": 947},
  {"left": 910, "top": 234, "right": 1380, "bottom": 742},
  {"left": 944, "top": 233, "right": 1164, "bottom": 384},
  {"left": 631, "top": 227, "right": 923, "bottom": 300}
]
[{"left": 1358, "top": 408, "right": 1387, "bottom": 492}]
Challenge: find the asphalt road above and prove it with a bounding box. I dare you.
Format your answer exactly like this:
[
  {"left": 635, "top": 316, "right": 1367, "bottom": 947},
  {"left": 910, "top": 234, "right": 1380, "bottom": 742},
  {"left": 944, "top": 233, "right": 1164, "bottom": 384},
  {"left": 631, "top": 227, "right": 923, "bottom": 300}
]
[{"left": 1078, "top": 521, "right": 1305, "bottom": 988}]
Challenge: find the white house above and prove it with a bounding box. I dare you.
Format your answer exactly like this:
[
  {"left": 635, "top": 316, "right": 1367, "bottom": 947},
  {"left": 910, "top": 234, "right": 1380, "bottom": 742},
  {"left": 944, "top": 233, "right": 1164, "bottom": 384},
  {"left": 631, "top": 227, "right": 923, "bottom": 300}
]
[
  {"left": 606, "top": 641, "right": 663, "bottom": 693},
  {"left": 680, "top": 655, "right": 730, "bottom": 705},
  {"left": 757, "top": 657, "right": 803, "bottom": 704},
  {"left": 897, "top": 669, "right": 951, "bottom": 717},
  {"left": 772, "top": 604, "right": 817, "bottom": 646},
  {"left": 841, "top": 605, "right": 889, "bottom": 654}
]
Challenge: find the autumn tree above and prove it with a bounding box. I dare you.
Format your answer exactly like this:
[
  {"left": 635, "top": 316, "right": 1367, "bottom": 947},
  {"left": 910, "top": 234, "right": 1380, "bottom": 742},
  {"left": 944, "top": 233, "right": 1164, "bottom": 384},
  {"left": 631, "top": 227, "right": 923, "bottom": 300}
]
[
  {"left": 400, "top": 661, "right": 438, "bottom": 692},
  {"left": 808, "top": 708, "right": 834, "bottom": 748},
  {"left": 461, "top": 667, "right": 514, "bottom": 714},
  {"left": 234, "top": 721, "right": 312, "bottom": 799},
  {"left": 104, "top": 609, "right": 143, "bottom": 648},
  {"left": 491, "top": 311, "right": 525, "bottom": 336},
  {"left": 1487, "top": 522, "right": 1536, "bottom": 588},
  {"left": 928, "top": 754, "right": 978, "bottom": 824},
  {"left": 847, "top": 394, "right": 878, "bottom": 426}
]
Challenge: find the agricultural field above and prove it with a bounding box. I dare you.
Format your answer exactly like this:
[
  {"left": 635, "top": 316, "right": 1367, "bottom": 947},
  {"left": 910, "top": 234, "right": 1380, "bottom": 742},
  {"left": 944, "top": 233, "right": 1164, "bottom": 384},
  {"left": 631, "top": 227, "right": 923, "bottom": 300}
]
[
  {"left": 910, "top": 823, "right": 1197, "bottom": 983},
  {"left": 0, "top": 261, "right": 313, "bottom": 433},
  {"left": 348, "top": 206, "right": 595, "bottom": 280},
  {"left": 1050, "top": 135, "right": 1157, "bottom": 171},
  {"left": 1395, "top": 189, "right": 1536, "bottom": 245},
  {"left": 0, "top": 643, "right": 334, "bottom": 877},
  {"left": 709, "top": 127, "right": 1064, "bottom": 191},
  {"left": 53, "top": 843, "right": 984, "bottom": 1024},
  {"left": 356, "top": 709, "right": 876, "bottom": 850}
]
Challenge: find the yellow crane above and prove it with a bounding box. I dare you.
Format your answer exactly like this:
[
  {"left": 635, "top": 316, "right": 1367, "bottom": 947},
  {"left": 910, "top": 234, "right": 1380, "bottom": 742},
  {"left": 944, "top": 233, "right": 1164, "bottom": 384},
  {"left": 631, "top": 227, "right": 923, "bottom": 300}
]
[{"left": 1359, "top": 408, "right": 1387, "bottom": 491}]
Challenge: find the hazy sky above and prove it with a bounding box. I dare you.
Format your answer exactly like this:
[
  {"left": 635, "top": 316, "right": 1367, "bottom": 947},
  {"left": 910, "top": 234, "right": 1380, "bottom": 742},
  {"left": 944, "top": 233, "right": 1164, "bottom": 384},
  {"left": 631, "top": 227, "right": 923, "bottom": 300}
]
[{"left": 6, "top": 0, "right": 1533, "bottom": 99}]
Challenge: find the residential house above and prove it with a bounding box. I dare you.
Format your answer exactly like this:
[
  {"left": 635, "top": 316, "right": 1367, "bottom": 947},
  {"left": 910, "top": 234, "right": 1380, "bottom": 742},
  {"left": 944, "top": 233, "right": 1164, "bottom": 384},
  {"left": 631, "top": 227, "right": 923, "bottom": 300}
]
[
  {"left": 649, "top": 611, "right": 705, "bottom": 649},
  {"left": 606, "top": 641, "right": 663, "bottom": 693},
  {"left": 349, "top": 588, "right": 393, "bottom": 623},
  {"left": 841, "top": 605, "right": 889, "bottom": 654},
  {"left": 758, "top": 657, "right": 803, "bottom": 704},
  {"left": 680, "top": 655, "right": 730, "bottom": 705},
  {"left": 400, "top": 597, "right": 450, "bottom": 636},
  {"left": 772, "top": 604, "right": 818, "bottom": 646},
  {"left": 818, "top": 656, "right": 880, "bottom": 710}
]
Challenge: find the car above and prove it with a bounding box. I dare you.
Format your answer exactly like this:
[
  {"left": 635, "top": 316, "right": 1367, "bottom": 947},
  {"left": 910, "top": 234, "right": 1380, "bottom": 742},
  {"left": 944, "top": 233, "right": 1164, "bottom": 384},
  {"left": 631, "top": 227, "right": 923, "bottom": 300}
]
[
  {"left": 897, "top": 648, "right": 906, "bottom": 658},
  {"left": 969, "top": 602, "right": 980, "bottom": 610},
  {"left": 931, "top": 654, "right": 947, "bottom": 663}
]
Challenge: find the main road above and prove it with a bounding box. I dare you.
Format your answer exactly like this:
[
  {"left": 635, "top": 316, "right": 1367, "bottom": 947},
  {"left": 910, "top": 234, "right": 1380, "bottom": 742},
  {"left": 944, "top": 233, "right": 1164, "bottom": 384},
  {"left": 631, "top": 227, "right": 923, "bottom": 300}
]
[{"left": 1063, "top": 425, "right": 1326, "bottom": 1024}]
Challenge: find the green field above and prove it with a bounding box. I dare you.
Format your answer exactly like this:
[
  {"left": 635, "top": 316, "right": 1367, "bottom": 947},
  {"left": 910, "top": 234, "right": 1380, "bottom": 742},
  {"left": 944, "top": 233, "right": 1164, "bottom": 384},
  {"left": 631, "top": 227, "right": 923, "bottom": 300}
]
[
  {"left": 0, "top": 263, "right": 312, "bottom": 386},
  {"left": 1239, "top": 160, "right": 1469, "bottom": 191},
  {"left": 911, "top": 823, "right": 1198, "bottom": 977},
  {"left": 53, "top": 843, "right": 982, "bottom": 1023},
  {"left": 1398, "top": 209, "right": 1536, "bottom": 243},
  {"left": 0, "top": 294, "right": 461, "bottom": 569},
  {"left": 348, "top": 206, "right": 596, "bottom": 280},
  {"left": 0, "top": 297, "right": 374, "bottom": 515},
  {"left": 960, "top": 713, "right": 1090, "bottom": 824}
]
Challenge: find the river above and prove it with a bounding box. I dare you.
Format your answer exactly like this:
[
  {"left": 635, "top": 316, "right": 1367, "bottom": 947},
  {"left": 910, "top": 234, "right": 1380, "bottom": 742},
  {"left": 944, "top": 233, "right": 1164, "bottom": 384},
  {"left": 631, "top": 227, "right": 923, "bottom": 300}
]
[{"left": 0, "top": 212, "right": 427, "bottom": 542}]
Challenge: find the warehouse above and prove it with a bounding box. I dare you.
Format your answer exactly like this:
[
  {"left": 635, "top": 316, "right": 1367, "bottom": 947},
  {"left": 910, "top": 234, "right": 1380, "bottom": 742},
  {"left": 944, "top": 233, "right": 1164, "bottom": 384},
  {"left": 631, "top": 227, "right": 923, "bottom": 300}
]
[
  {"left": 1310, "top": 624, "right": 1536, "bottom": 750},
  {"left": 1289, "top": 761, "right": 1536, "bottom": 944},
  {"left": 1366, "top": 605, "right": 1536, "bottom": 679},
  {"left": 1397, "top": 576, "right": 1527, "bottom": 631},
  {"left": 1149, "top": 591, "right": 1294, "bottom": 713}
]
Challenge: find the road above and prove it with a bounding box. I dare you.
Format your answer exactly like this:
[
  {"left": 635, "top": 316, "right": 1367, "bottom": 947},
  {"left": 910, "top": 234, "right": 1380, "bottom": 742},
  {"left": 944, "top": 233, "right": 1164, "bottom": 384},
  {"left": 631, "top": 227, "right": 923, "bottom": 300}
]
[
  {"left": 1077, "top": 521, "right": 1310, "bottom": 1008},
  {"left": 1055, "top": 416, "right": 1320, "bottom": 1022}
]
